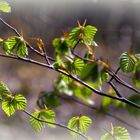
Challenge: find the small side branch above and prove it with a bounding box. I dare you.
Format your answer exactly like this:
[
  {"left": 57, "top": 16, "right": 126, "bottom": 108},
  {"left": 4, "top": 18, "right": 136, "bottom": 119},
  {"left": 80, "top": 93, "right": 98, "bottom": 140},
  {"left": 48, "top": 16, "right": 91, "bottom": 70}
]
[
  {"left": 0, "top": 17, "right": 55, "bottom": 64},
  {"left": 0, "top": 53, "right": 140, "bottom": 110},
  {"left": 108, "top": 70, "right": 140, "bottom": 95},
  {"left": 23, "top": 110, "right": 89, "bottom": 140}
]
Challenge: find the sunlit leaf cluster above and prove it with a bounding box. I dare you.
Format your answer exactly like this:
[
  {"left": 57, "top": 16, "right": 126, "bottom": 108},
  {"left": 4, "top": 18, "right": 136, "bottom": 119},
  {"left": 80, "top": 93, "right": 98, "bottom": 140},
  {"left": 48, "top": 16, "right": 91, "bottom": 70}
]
[{"left": 0, "top": 82, "right": 26, "bottom": 116}]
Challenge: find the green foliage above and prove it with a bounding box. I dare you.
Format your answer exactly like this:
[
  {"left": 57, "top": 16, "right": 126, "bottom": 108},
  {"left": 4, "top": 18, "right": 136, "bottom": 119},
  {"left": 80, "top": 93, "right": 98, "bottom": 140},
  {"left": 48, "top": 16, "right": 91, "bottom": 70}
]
[
  {"left": 101, "top": 88, "right": 125, "bottom": 110},
  {"left": 0, "top": 82, "right": 26, "bottom": 116},
  {"left": 80, "top": 63, "right": 99, "bottom": 81},
  {"left": 14, "top": 94, "right": 27, "bottom": 110},
  {"left": 119, "top": 52, "right": 136, "bottom": 73},
  {"left": 101, "top": 72, "right": 109, "bottom": 82},
  {"left": 29, "top": 111, "right": 43, "bottom": 132},
  {"left": 101, "top": 125, "right": 131, "bottom": 140},
  {"left": 132, "top": 61, "right": 140, "bottom": 89},
  {"left": 2, "top": 36, "right": 28, "bottom": 57},
  {"left": 56, "top": 79, "right": 73, "bottom": 96},
  {"left": 82, "top": 25, "right": 98, "bottom": 45},
  {"left": 2, "top": 97, "right": 16, "bottom": 116},
  {"left": 61, "top": 74, "right": 73, "bottom": 83},
  {"left": 0, "top": 82, "right": 11, "bottom": 98},
  {"left": 68, "top": 115, "right": 92, "bottom": 138},
  {"left": 0, "top": 1, "right": 11, "bottom": 13},
  {"left": 72, "top": 82, "right": 94, "bottom": 104},
  {"left": 126, "top": 94, "right": 140, "bottom": 116},
  {"left": 30, "top": 109, "right": 56, "bottom": 132},
  {"left": 37, "top": 91, "right": 60, "bottom": 109},
  {"left": 53, "top": 37, "right": 70, "bottom": 55},
  {"left": 69, "top": 25, "right": 97, "bottom": 46},
  {"left": 65, "top": 58, "right": 85, "bottom": 74},
  {"left": 2, "top": 94, "right": 26, "bottom": 116}
]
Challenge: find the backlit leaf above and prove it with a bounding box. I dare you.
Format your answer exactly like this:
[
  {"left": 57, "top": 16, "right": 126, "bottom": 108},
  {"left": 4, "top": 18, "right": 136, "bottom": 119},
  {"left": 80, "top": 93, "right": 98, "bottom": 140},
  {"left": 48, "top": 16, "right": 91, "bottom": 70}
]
[
  {"left": 0, "top": 1, "right": 11, "bottom": 13},
  {"left": 2, "top": 36, "right": 28, "bottom": 57},
  {"left": 119, "top": 52, "right": 136, "bottom": 73},
  {"left": 68, "top": 115, "right": 92, "bottom": 138},
  {"left": 30, "top": 109, "right": 56, "bottom": 132},
  {"left": 101, "top": 126, "right": 131, "bottom": 140}
]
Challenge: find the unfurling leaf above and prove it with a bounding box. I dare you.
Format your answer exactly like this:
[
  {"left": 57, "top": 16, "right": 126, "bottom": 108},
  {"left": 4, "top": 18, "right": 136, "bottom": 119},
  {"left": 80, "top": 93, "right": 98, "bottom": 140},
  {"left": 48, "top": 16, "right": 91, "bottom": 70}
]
[
  {"left": 68, "top": 115, "right": 92, "bottom": 138},
  {"left": 69, "top": 25, "right": 97, "bottom": 46}
]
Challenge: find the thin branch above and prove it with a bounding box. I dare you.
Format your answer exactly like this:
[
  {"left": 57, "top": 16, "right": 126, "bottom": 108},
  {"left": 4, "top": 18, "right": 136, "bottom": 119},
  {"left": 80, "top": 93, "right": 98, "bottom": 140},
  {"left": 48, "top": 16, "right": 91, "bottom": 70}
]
[
  {"left": 1, "top": 17, "right": 140, "bottom": 110},
  {"left": 71, "top": 40, "right": 94, "bottom": 63},
  {"left": 109, "top": 67, "right": 120, "bottom": 82},
  {"left": 108, "top": 81, "right": 122, "bottom": 98},
  {"left": 59, "top": 95, "right": 140, "bottom": 130},
  {"left": 0, "top": 17, "right": 21, "bottom": 36},
  {"left": 0, "top": 53, "right": 140, "bottom": 110},
  {"left": 103, "top": 127, "right": 118, "bottom": 140},
  {"left": 0, "top": 17, "right": 55, "bottom": 63},
  {"left": 23, "top": 110, "right": 89, "bottom": 139},
  {"left": 108, "top": 70, "right": 140, "bottom": 95}
]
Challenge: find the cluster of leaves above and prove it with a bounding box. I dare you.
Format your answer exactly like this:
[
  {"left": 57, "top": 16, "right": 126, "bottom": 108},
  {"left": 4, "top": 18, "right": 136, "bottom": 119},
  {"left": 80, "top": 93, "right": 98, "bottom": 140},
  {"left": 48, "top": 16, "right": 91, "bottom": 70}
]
[
  {"left": 0, "top": 82, "right": 26, "bottom": 116},
  {"left": 0, "top": 1, "right": 135, "bottom": 140},
  {"left": 0, "top": 82, "right": 93, "bottom": 139},
  {"left": 0, "top": 36, "right": 28, "bottom": 57}
]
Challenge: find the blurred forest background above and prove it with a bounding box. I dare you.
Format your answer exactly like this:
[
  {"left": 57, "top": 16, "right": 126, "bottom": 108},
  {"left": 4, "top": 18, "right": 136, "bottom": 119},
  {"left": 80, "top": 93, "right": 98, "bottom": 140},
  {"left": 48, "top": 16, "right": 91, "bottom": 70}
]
[{"left": 0, "top": 0, "right": 140, "bottom": 139}]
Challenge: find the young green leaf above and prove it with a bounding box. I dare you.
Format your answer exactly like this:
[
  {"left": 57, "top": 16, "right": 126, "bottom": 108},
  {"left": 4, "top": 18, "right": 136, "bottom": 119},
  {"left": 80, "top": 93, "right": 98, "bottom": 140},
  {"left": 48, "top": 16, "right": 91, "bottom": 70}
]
[
  {"left": 69, "top": 27, "right": 81, "bottom": 44},
  {"left": 40, "top": 109, "right": 56, "bottom": 128},
  {"left": 0, "top": 1, "right": 11, "bottom": 13},
  {"left": 0, "top": 82, "right": 11, "bottom": 98},
  {"left": 17, "top": 39, "right": 28, "bottom": 57},
  {"left": 2, "top": 94, "right": 27, "bottom": 116},
  {"left": 29, "top": 109, "right": 56, "bottom": 132},
  {"left": 29, "top": 111, "right": 44, "bottom": 132},
  {"left": 69, "top": 25, "right": 97, "bottom": 46},
  {"left": 73, "top": 59, "right": 85, "bottom": 74},
  {"left": 68, "top": 116, "right": 92, "bottom": 138},
  {"left": 83, "top": 25, "right": 98, "bottom": 45},
  {"left": 2, "top": 97, "right": 16, "bottom": 116},
  {"left": 101, "top": 126, "right": 131, "bottom": 140},
  {"left": 65, "top": 59, "right": 84, "bottom": 75},
  {"left": 2, "top": 36, "right": 28, "bottom": 57},
  {"left": 119, "top": 52, "right": 136, "bottom": 73},
  {"left": 14, "top": 94, "right": 27, "bottom": 110}
]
